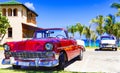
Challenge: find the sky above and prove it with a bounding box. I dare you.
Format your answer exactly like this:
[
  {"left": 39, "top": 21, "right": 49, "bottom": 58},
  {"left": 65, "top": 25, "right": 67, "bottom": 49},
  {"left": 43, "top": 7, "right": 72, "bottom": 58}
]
[{"left": 0, "top": 0, "right": 120, "bottom": 39}]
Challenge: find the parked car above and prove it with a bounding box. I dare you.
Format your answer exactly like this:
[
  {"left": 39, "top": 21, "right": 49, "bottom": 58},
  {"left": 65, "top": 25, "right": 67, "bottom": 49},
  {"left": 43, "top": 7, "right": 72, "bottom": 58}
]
[
  {"left": 99, "top": 36, "right": 117, "bottom": 51},
  {"left": 2, "top": 28, "right": 84, "bottom": 70}
]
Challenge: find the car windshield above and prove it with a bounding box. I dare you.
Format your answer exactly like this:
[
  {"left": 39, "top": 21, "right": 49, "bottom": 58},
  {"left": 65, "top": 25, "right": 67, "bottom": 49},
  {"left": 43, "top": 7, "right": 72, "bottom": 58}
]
[
  {"left": 35, "top": 29, "right": 67, "bottom": 39},
  {"left": 101, "top": 36, "right": 115, "bottom": 40}
]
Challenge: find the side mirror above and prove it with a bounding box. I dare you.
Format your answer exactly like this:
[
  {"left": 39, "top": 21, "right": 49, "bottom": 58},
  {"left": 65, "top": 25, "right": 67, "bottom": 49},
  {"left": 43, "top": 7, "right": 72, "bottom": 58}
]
[{"left": 69, "top": 36, "right": 74, "bottom": 39}]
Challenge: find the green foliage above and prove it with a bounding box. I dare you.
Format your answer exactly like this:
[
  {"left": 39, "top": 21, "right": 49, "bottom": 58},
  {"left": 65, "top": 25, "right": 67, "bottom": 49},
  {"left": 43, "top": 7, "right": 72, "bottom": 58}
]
[
  {"left": 104, "top": 15, "right": 115, "bottom": 35},
  {"left": 0, "top": 13, "right": 10, "bottom": 36},
  {"left": 114, "top": 10, "right": 120, "bottom": 16},
  {"left": 111, "top": 2, "right": 120, "bottom": 46},
  {"left": 112, "top": 22, "right": 120, "bottom": 41},
  {"left": 111, "top": 2, "right": 120, "bottom": 16},
  {"left": 75, "top": 23, "right": 84, "bottom": 37},
  {"left": 91, "top": 32, "right": 97, "bottom": 42},
  {"left": 67, "top": 23, "right": 84, "bottom": 39},
  {"left": 111, "top": 3, "right": 120, "bottom": 9},
  {"left": 91, "top": 31, "right": 98, "bottom": 47},
  {"left": 75, "top": 23, "right": 84, "bottom": 38},
  {"left": 83, "top": 26, "right": 91, "bottom": 39},
  {"left": 67, "top": 25, "right": 77, "bottom": 37},
  {"left": 83, "top": 25, "right": 93, "bottom": 47},
  {"left": 90, "top": 15, "right": 104, "bottom": 36}
]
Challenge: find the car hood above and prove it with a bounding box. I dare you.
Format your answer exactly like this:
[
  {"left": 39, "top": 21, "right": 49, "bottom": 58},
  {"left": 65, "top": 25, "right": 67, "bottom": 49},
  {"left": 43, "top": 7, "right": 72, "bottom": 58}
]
[
  {"left": 7, "top": 38, "right": 74, "bottom": 52},
  {"left": 101, "top": 40, "right": 116, "bottom": 44}
]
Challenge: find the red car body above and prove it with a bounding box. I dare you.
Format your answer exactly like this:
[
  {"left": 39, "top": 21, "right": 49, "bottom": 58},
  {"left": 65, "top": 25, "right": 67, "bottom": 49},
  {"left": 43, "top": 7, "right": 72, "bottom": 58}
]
[{"left": 2, "top": 28, "right": 84, "bottom": 70}]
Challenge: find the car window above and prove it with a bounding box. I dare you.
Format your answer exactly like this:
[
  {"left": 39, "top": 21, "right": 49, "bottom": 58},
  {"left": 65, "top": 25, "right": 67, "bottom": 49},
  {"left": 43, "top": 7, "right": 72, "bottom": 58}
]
[
  {"left": 36, "top": 33, "right": 43, "bottom": 39},
  {"left": 101, "top": 36, "right": 115, "bottom": 40},
  {"left": 35, "top": 29, "right": 67, "bottom": 39}
]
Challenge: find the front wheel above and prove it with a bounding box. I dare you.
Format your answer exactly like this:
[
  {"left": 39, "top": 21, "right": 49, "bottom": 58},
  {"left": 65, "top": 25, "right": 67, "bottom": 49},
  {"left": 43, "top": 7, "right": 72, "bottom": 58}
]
[
  {"left": 99, "top": 48, "right": 102, "bottom": 50},
  {"left": 12, "top": 65, "right": 21, "bottom": 69},
  {"left": 57, "top": 52, "right": 66, "bottom": 70}
]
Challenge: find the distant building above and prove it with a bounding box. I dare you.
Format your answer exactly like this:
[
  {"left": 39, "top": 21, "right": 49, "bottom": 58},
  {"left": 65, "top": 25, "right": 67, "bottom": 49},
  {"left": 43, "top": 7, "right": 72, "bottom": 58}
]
[{"left": 0, "top": 0, "right": 41, "bottom": 44}]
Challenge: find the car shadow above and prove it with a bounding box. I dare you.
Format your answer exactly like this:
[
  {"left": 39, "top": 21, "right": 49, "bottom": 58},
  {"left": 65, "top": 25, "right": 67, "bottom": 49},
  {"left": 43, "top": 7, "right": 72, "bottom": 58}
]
[
  {"left": 4, "top": 66, "right": 59, "bottom": 71},
  {"left": 64, "top": 57, "right": 77, "bottom": 68}
]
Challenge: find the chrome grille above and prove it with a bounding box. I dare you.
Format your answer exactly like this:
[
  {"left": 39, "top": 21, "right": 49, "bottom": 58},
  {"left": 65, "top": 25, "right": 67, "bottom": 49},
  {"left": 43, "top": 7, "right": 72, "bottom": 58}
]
[{"left": 11, "top": 51, "right": 53, "bottom": 58}]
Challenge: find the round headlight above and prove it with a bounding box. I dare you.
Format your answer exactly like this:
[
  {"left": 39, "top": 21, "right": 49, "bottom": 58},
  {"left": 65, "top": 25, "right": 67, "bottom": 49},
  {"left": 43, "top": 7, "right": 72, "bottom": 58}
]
[
  {"left": 45, "top": 43, "right": 53, "bottom": 50},
  {"left": 4, "top": 45, "right": 10, "bottom": 51}
]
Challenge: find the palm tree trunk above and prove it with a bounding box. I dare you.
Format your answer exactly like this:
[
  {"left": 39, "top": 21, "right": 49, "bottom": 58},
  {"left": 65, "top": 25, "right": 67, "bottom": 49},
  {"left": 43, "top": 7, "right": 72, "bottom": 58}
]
[
  {"left": 118, "top": 38, "right": 120, "bottom": 47},
  {"left": 94, "top": 41, "right": 96, "bottom": 47},
  {"left": 116, "top": 37, "right": 120, "bottom": 47},
  {"left": 88, "top": 38, "right": 91, "bottom": 47},
  {"left": 79, "top": 34, "right": 81, "bottom": 39},
  {"left": 87, "top": 39, "right": 89, "bottom": 47}
]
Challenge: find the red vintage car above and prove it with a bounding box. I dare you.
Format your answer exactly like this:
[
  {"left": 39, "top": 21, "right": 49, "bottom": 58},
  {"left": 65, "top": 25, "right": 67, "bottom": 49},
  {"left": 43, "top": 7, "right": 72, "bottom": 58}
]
[{"left": 2, "top": 28, "right": 85, "bottom": 70}]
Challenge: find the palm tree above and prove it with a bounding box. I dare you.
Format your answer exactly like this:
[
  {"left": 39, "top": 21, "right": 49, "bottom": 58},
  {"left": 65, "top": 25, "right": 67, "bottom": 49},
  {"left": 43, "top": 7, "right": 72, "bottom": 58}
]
[
  {"left": 75, "top": 23, "right": 84, "bottom": 39},
  {"left": 90, "top": 15, "right": 104, "bottom": 37},
  {"left": 111, "top": 2, "right": 120, "bottom": 46},
  {"left": 104, "top": 14, "right": 115, "bottom": 35},
  {"left": 111, "top": 2, "right": 120, "bottom": 16},
  {"left": 113, "top": 22, "right": 120, "bottom": 46},
  {"left": 83, "top": 25, "right": 93, "bottom": 47},
  {"left": 91, "top": 31, "right": 98, "bottom": 47},
  {"left": 67, "top": 25, "right": 77, "bottom": 37},
  {"left": 0, "top": 13, "right": 10, "bottom": 37}
]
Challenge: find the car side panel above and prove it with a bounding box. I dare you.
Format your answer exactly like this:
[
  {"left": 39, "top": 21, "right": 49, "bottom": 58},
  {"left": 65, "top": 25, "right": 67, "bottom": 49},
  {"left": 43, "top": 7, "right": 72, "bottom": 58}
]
[{"left": 58, "top": 39, "right": 80, "bottom": 61}]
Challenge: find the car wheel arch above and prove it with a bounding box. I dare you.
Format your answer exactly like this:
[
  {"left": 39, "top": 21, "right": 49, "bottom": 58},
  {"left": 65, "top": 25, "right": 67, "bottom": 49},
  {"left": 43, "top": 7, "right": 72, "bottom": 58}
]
[{"left": 59, "top": 50, "right": 68, "bottom": 62}]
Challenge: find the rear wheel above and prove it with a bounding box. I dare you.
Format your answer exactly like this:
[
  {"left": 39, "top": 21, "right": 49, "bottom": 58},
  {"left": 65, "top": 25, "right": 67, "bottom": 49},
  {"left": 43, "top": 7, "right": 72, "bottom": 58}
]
[
  {"left": 113, "top": 48, "right": 117, "bottom": 51},
  {"left": 77, "top": 50, "right": 83, "bottom": 60},
  {"left": 57, "top": 52, "right": 67, "bottom": 70},
  {"left": 12, "top": 65, "right": 21, "bottom": 69}
]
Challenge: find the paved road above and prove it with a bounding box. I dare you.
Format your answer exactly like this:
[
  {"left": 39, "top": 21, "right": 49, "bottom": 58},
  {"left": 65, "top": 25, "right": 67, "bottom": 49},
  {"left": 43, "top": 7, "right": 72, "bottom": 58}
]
[
  {"left": 65, "top": 49, "right": 120, "bottom": 72},
  {"left": 0, "top": 50, "right": 120, "bottom": 72}
]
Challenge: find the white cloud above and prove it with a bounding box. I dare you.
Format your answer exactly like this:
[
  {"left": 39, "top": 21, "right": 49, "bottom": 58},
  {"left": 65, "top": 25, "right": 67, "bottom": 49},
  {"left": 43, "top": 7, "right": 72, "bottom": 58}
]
[{"left": 24, "top": 2, "right": 35, "bottom": 10}]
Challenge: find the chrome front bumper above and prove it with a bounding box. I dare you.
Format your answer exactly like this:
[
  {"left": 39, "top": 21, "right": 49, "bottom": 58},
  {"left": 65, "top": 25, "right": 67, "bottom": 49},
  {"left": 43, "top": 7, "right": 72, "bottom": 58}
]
[
  {"left": 100, "top": 44, "right": 117, "bottom": 48},
  {"left": 2, "top": 57, "right": 59, "bottom": 67},
  {"left": 2, "top": 52, "right": 60, "bottom": 67}
]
